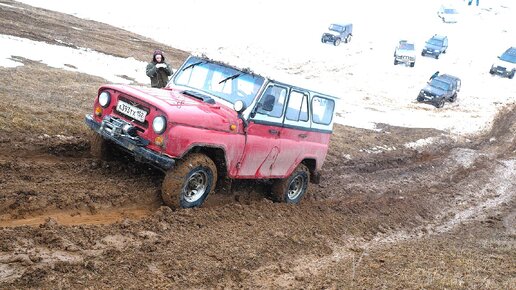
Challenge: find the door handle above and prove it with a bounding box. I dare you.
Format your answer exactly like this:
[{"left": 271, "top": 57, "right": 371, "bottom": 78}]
[
  {"left": 269, "top": 129, "right": 279, "bottom": 135},
  {"left": 298, "top": 134, "right": 307, "bottom": 138}
]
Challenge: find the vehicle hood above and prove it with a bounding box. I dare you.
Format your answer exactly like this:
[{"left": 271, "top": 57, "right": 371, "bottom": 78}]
[
  {"left": 103, "top": 84, "right": 240, "bottom": 132},
  {"left": 325, "top": 30, "right": 340, "bottom": 36},
  {"left": 492, "top": 58, "right": 516, "bottom": 70},
  {"left": 422, "top": 84, "right": 445, "bottom": 96},
  {"left": 396, "top": 48, "right": 416, "bottom": 57}
]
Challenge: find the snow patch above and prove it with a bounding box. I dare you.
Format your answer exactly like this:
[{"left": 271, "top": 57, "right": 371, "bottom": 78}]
[{"left": 0, "top": 34, "right": 149, "bottom": 85}]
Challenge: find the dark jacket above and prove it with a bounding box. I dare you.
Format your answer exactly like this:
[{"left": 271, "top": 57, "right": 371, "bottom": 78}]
[{"left": 146, "top": 50, "right": 173, "bottom": 88}]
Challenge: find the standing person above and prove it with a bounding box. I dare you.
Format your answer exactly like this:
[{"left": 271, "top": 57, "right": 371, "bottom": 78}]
[
  {"left": 429, "top": 71, "right": 440, "bottom": 81},
  {"left": 146, "top": 49, "right": 173, "bottom": 88}
]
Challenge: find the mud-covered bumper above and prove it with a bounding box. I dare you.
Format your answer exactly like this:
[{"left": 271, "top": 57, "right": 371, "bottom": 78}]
[{"left": 85, "top": 114, "right": 175, "bottom": 170}]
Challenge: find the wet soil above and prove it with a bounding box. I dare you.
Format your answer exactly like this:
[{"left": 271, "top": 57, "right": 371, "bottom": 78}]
[{"left": 0, "top": 1, "right": 515, "bottom": 289}]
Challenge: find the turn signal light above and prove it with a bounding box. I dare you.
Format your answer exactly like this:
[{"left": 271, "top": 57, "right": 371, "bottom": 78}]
[
  {"left": 154, "top": 136, "right": 164, "bottom": 147},
  {"left": 95, "top": 106, "right": 102, "bottom": 116},
  {"left": 230, "top": 124, "right": 237, "bottom": 131}
]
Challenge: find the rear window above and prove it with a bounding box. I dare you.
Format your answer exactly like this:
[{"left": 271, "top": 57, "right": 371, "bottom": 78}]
[{"left": 311, "top": 96, "right": 335, "bottom": 125}]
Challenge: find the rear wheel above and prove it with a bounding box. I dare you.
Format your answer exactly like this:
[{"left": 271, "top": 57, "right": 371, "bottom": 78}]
[
  {"left": 321, "top": 37, "right": 325, "bottom": 43},
  {"left": 410, "top": 62, "right": 415, "bottom": 67},
  {"left": 345, "top": 35, "right": 352, "bottom": 43},
  {"left": 333, "top": 38, "right": 341, "bottom": 46},
  {"left": 394, "top": 59, "right": 398, "bottom": 65},
  {"left": 272, "top": 164, "right": 310, "bottom": 204},
  {"left": 450, "top": 93, "right": 457, "bottom": 102},
  {"left": 161, "top": 153, "right": 217, "bottom": 209}
]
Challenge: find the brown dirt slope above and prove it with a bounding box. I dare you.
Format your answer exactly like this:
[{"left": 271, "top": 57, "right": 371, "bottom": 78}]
[{"left": 0, "top": 1, "right": 515, "bottom": 289}]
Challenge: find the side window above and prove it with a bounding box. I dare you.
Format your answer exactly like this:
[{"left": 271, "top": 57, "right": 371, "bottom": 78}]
[
  {"left": 286, "top": 91, "right": 309, "bottom": 122},
  {"left": 312, "top": 96, "right": 335, "bottom": 125},
  {"left": 256, "top": 85, "right": 287, "bottom": 118}
]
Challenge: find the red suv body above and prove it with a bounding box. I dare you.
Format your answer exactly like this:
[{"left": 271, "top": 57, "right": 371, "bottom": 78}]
[{"left": 85, "top": 55, "right": 338, "bottom": 208}]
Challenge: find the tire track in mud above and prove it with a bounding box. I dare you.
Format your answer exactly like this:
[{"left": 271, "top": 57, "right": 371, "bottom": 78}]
[
  {"left": 249, "top": 156, "right": 516, "bottom": 288},
  {"left": 0, "top": 207, "right": 156, "bottom": 227}
]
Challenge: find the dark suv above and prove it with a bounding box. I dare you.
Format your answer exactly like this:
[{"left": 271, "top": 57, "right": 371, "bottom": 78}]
[
  {"left": 421, "top": 35, "right": 448, "bottom": 59},
  {"left": 321, "top": 23, "right": 352, "bottom": 46},
  {"left": 489, "top": 47, "right": 516, "bottom": 79},
  {"left": 417, "top": 74, "right": 461, "bottom": 108}
]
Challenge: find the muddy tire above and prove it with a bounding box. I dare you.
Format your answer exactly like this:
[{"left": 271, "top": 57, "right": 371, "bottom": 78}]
[
  {"left": 161, "top": 153, "right": 217, "bottom": 209},
  {"left": 272, "top": 164, "right": 310, "bottom": 204},
  {"left": 90, "top": 133, "right": 112, "bottom": 160},
  {"left": 434, "top": 98, "right": 445, "bottom": 108}
]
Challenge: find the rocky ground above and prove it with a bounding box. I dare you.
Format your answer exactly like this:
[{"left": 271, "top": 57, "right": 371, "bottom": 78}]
[{"left": 0, "top": 2, "right": 515, "bottom": 289}]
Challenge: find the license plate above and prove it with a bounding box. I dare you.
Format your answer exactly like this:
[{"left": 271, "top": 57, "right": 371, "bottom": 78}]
[{"left": 116, "top": 100, "right": 147, "bottom": 122}]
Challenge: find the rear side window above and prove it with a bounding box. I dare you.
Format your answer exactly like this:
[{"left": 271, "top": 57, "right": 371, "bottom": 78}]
[
  {"left": 312, "top": 96, "right": 335, "bottom": 125},
  {"left": 286, "top": 91, "right": 309, "bottom": 122}
]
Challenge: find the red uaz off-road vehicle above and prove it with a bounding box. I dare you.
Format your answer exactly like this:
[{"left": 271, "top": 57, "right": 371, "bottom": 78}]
[{"left": 85, "top": 55, "right": 338, "bottom": 209}]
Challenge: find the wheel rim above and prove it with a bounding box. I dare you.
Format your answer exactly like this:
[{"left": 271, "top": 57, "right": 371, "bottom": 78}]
[
  {"left": 183, "top": 170, "right": 208, "bottom": 203},
  {"left": 287, "top": 175, "right": 305, "bottom": 200}
]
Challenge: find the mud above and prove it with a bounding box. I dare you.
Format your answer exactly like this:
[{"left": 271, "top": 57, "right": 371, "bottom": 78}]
[{"left": 0, "top": 1, "right": 515, "bottom": 289}]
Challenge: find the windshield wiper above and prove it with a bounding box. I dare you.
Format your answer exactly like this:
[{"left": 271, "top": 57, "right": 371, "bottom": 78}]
[
  {"left": 182, "top": 61, "right": 205, "bottom": 72},
  {"left": 218, "top": 73, "right": 241, "bottom": 84}
]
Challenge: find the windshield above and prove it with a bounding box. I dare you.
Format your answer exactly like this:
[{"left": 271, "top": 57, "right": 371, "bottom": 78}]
[
  {"left": 500, "top": 50, "right": 516, "bottom": 63},
  {"left": 429, "top": 79, "right": 450, "bottom": 91},
  {"left": 399, "top": 43, "right": 414, "bottom": 50},
  {"left": 170, "top": 56, "right": 265, "bottom": 107},
  {"left": 329, "top": 24, "right": 344, "bottom": 32},
  {"left": 427, "top": 38, "right": 443, "bottom": 46},
  {"left": 443, "top": 8, "right": 458, "bottom": 14}
]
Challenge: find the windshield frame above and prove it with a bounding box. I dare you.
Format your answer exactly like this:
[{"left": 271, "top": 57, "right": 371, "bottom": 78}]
[{"left": 168, "top": 56, "right": 266, "bottom": 108}]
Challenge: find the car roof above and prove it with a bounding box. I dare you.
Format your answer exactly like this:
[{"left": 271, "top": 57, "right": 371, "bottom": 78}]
[
  {"left": 331, "top": 23, "right": 351, "bottom": 27},
  {"left": 503, "top": 47, "right": 516, "bottom": 55},
  {"left": 435, "top": 74, "right": 459, "bottom": 84},
  {"left": 431, "top": 34, "right": 447, "bottom": 40}
]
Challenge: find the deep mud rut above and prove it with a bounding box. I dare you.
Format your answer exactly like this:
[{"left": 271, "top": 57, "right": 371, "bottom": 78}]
[{"left": 0, "top": 106, "right": 514, "bottom": 289}]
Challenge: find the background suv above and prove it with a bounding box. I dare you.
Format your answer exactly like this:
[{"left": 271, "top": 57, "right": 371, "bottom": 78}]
[
  {"left": 490, "top": 47, "right": 516, "bottom": 79},
  {"left": 422, "top": 35, "right": 448, "bottom": 59},
  {"left": 417, "top": 74, "right": 461, "bottom": 108},
  {"left": 321, "top": 23, "right": 353, "bottom": 46}
]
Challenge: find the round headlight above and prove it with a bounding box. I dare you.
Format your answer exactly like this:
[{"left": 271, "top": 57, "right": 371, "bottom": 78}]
[
  {"left": 98, "top": 91, "right": 111, "bottom": 108},
  {"left": 152, "top": 116, "right": 167, "bottom": 134}
]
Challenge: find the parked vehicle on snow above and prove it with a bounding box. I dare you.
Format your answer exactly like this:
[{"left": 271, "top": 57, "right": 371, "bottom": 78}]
[
  {"left": 321, "top": 23, "right": 353, "bottom": 46},
  {"left": 489, "top": 47, "right": 516, "bottom": 79},
  {"left": 422, "top": 34, "right": 448, "bottom": 59},
  {"left": 437, "top": 5, "right": 460, "bottom": 23},
  {"left": 85, "top": 55, "right": 339, "bottom": 209},
  {"left": 394, "top": 40, "right": 416, "bottom": 67},
  {"left": 417, "top": 74, "right": 461, "bottom": 108}
]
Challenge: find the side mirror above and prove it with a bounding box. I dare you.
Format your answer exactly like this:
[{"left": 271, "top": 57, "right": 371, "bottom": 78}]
[{"left": 233, "top": 100, "right": 246, "bottom": 113}]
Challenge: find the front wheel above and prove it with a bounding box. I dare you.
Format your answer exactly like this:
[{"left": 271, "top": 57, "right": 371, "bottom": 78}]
[
  {"left": 434, "top": 98, "right": 445, "bottom": 108},
  {"left": 161, "top": 153, "right": 217, "bottom": 209},
  {"left": 333, "top": 38, "right": 341, "bottom": 46},
  {"left": 410, "top": 62, "right": 415, "bottom": 67},
  {"left": 272, "top": 164, "right": 310, "bottom": 204},
  {"left": 509, "top": 70, "right": 515, "bottom": 79},
  {"left": 450, "top": 93, "right": 457, "bottom": 102}
]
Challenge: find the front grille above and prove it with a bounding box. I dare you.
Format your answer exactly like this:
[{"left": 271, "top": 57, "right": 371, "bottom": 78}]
[{"left": 116, "top": 96, "right": 150, "bottom": 128}]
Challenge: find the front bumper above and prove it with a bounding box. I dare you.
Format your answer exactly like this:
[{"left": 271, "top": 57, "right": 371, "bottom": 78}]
[
  {"left": 395, "top": 55, "right": 415, "bottom": 63},
  {"left": 422, "top": 48, "right": 441, "bottom": 56},
  {"left": 85, "top": 114, "right": 175, "bottom": 170},
  {"left": 490, "top": 66, "right": 515, "bottom": 78}
]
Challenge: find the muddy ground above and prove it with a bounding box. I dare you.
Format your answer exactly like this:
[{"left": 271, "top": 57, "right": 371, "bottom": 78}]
[{"left": 0, "top": 1, "right": 515, "bottom": 289}]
